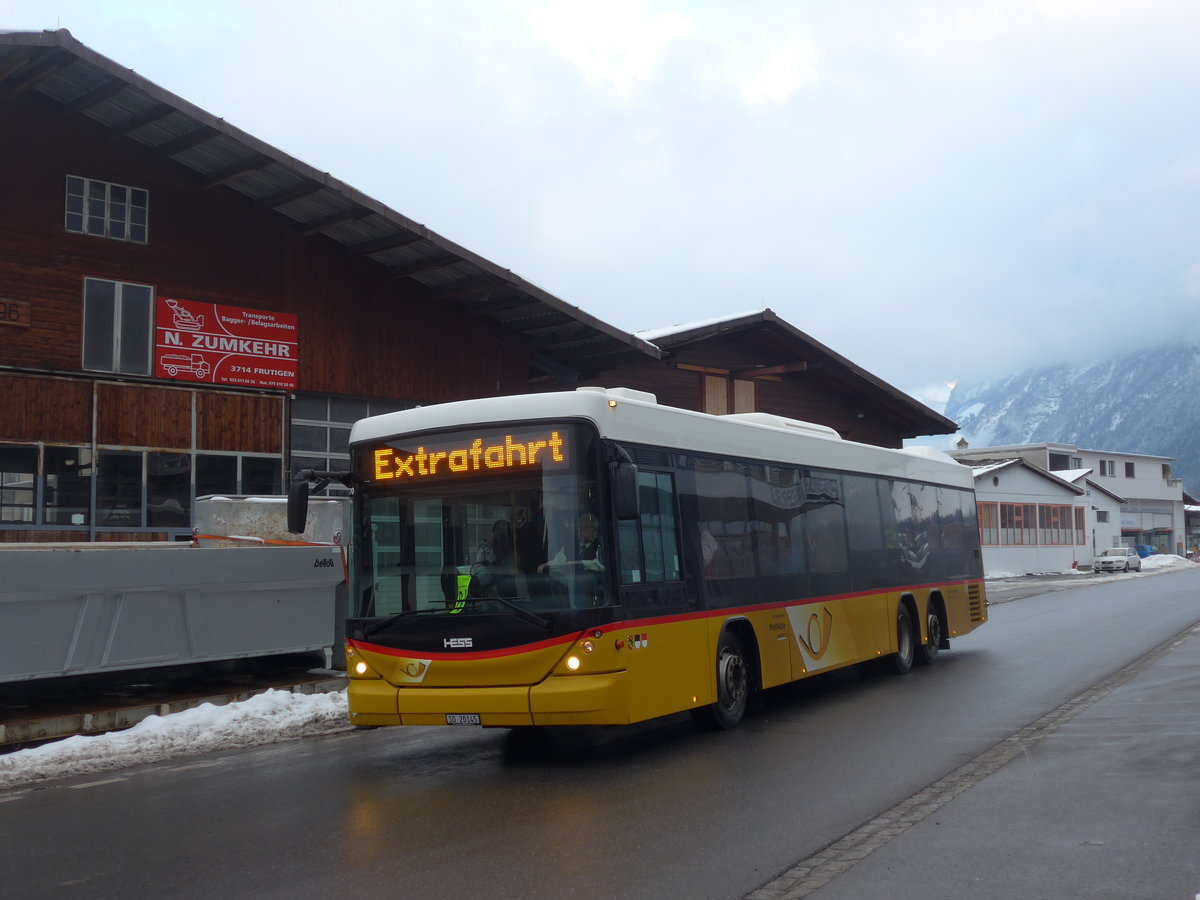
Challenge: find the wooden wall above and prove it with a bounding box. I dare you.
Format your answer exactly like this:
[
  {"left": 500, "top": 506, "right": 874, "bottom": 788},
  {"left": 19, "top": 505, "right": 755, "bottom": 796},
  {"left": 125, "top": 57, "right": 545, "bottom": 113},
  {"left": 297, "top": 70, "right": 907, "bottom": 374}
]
[{"left": 0, "top": 91, "right": 530, "bottom": 409}]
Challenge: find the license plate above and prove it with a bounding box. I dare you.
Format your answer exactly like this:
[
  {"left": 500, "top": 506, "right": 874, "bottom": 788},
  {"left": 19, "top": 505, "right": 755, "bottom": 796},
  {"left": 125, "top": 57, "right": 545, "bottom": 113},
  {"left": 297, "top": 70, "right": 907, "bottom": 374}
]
[{"left": 446, "top": 714, "right": 480, "bottom": 725}]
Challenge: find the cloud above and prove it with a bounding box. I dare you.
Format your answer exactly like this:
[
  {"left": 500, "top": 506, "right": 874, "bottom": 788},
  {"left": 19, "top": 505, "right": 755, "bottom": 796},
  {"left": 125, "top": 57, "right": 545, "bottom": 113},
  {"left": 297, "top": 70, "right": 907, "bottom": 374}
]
[{"left": 9, "top": 0, "right": 1200, "bottom": 393}]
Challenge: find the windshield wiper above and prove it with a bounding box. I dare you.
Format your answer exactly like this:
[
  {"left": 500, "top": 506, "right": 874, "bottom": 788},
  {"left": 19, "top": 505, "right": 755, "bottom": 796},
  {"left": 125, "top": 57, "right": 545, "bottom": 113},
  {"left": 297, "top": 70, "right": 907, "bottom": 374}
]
[
  {"left": 361, "top": 607, "right": 444, "bottom": 637},
  {"left": 456, "top": 595, "right": 551, "bottom": 629},
  {"left": 362, "top": 597, "right": 551, "bottom": 637}
]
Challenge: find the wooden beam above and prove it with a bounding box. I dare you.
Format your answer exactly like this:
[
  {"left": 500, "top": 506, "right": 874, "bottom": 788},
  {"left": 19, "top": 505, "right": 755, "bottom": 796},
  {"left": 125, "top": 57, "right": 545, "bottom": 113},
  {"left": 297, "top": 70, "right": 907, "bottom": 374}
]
[
  {"left": 346, "top": 232, "right": 423, "bottom": 257},
  {"left": 110, "top": 102, "right": 174, "bottom": 138},
  {"left": 675, "top": 363, "right": 731, "bottom": 376},
  {"left": 4, "top": 48, "right": 72, "bottom": 93},
  {"left": 300, "top": 206, "right": 372, "bottom": 236},
  {"left": 388, "top": 253, "right": 461, "bottom": 278},
  {"left": 731, "top": 362, "right": 809, "bottom": 379},
  {"left": 61, "top": 78, "right": 127, "bottom": 114},
  {"left": 251, "top": 180, "right": 322, "bottom": 210},
  {"left": 203, "top": 155, "right": 272, "bottom": 188},
  {"left": 150, "top": 125, "right": 219, "bottom": 158}
]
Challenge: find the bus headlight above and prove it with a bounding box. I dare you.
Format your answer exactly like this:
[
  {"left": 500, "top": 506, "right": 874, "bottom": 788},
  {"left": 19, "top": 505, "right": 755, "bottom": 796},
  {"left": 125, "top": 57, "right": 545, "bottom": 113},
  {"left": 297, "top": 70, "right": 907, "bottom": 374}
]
[
  {"left": 354, "top": 661, "right": 369, "bottom": 676},
  {"left": 566, "top": 655, "right": 581, "bottom": 671}
]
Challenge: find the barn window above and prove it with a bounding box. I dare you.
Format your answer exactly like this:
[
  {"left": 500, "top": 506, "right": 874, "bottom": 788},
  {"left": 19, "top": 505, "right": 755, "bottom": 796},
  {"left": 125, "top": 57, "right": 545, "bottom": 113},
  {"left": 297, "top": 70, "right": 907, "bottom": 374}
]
[
  {"left": 65, "top": 175, "right": 148, "bottom": 243},
  {"left": 82, "top": 277, "right": 153, "bottom": 376}
]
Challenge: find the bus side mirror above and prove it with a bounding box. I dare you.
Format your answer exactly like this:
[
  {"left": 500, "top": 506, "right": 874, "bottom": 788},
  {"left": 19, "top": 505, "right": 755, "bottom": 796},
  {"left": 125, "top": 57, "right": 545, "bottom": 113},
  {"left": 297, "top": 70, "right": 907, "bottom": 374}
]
[
  {"left": 613, "top": 460, "right": 640, "bottom": 520},
  {"left": 287, "top": 471, "right": 313, "bottom": 534}
]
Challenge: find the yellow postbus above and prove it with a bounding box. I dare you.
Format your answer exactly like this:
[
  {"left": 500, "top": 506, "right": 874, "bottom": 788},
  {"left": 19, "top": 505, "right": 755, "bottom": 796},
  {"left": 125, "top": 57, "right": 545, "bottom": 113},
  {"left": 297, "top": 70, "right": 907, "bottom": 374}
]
[{"left": 289, "top": 386, "right": 987, "bottom": 730}]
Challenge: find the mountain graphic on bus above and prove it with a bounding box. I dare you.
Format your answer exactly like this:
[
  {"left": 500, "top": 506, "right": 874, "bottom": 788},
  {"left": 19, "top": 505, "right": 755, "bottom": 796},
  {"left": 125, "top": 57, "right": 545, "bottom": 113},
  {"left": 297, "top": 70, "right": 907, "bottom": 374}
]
[{"left": 161, "top": 353, "right": 211, "bottom": 379}]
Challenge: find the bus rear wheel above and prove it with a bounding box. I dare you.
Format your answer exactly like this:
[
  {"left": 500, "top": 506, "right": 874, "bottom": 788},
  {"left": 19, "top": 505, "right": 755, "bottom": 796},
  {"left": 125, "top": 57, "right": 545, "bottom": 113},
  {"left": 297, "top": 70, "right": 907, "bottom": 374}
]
[
  {"left": 892, "top": 604, "right": 915, "bottom": 674},
  {"left": 917, "top": 601, "right": 944, "bottom": 666},
  {"left": 694, "top": 631, "right": 750, "bottom": 730}
]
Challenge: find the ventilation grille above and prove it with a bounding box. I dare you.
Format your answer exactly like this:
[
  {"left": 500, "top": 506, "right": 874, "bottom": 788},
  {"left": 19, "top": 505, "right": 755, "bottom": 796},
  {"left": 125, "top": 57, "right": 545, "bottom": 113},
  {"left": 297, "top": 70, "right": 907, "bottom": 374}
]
[{"left": 967, "top": 582, "right": 986, "bottom": 623}]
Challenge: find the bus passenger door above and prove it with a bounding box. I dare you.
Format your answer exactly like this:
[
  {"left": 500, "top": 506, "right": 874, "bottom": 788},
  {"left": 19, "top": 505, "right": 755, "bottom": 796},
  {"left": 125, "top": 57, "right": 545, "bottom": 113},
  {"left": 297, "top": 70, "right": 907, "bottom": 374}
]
[{"left": 616, "top": 470, "right": 709, "bottom": 722}]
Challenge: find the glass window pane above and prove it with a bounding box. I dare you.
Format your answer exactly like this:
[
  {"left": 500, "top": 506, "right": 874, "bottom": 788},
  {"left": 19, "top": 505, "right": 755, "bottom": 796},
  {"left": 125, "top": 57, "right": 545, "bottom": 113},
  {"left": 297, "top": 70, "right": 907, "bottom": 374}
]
[
  {"left": 43, "top": 447, "right": 92, "bottom": 525},
  {"left": 243, "top": 457, "right": 282, "bottom": 495},
  {"left": 291, "top": 394, "right": 328, "bottom": 420},
  {"left": 292, "top": 424, "right": 327, "bottom": 453},
  {"left": 196, "top": 455, "right": 238, "bottom": 498},
  {"left": 367, "top": 399, "right": 413, "bottom": 416},
  {"left": 330, "top": 397, "right": 369, "bottom": 423},
  {"left": 83, "top": 279, "right": 116, "bottom": 371},
  {"left": 66, "top": 175, "right": 84, "bottom": 195},
  {"left": 329, "top": 427, "right": 351, "bottom": 456},
  {"left": 97, "top": 451, "right": 142, "bottom": 527},
  {"left": 119, "top": 284, "right": 152, "bottom": 375},
  {"left": 148, "top": 452, "right": 191, "bottom": 527},
  {"left": 0, "top": 444, "right": 37, "bottom": 524}
]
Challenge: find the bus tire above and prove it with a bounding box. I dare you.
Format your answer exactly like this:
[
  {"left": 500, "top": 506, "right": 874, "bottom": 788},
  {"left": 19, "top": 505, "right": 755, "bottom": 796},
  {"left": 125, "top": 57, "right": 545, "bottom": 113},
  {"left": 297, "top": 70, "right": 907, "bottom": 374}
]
[
  {"left": 694, "top": 630, "right": 750, "bottom": 730},
  {"left": 917, "top": 599, "right": 944, "bottom": 666},
  {"left": 892, "top": 603, "right": 915, "bottom": 674}
]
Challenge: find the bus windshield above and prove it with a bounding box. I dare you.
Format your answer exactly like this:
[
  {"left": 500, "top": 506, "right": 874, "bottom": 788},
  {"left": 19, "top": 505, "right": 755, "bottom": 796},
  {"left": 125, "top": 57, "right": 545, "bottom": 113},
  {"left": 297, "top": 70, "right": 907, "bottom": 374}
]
[{"left": 351, "top": 422, "right": 611, "bottom": 619}]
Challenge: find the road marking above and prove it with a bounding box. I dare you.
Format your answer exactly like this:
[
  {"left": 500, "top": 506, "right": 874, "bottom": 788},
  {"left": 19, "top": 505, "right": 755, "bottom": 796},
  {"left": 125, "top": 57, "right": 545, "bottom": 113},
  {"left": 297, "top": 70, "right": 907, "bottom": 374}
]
[
  {"left": 160, "top": 761, "right": 220, "bottom": 773},
  {"left": 746, "top": 621, "right": 1200, "bottom": 899},
  {"left": 66, "top": 777, "right": 127, "bottom": 790}
]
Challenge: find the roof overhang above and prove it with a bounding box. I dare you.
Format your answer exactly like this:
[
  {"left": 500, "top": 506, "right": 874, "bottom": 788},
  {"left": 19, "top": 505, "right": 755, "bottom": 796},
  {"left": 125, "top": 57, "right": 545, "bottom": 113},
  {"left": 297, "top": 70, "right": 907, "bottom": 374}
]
[
  {"left": 0, "top": 29, "right": 660, "bottom": 382},
  {"left": 640, "top": 309, "right": 958, "bottom": 437}
]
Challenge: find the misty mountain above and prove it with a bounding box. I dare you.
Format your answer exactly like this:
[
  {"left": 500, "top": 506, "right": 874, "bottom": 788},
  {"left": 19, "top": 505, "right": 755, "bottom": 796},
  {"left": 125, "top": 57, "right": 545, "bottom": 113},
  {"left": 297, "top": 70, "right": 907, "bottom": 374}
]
[{"left": 944, "top": 344, "right": 1200, "bottom": 495}]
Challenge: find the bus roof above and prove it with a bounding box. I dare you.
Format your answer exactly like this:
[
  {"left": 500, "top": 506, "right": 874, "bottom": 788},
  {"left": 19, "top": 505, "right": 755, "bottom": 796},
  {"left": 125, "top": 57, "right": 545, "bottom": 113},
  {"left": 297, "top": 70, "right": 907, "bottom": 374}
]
[{"left": 351, "top": 387, "right": 972, "bottom": 489}]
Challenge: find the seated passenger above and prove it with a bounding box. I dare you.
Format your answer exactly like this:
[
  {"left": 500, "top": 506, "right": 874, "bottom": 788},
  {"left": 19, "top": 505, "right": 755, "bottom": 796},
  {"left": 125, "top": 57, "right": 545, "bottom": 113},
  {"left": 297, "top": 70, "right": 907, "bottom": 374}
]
[{"left": 471, "top": 519, "right": 515, "bottom": 597}]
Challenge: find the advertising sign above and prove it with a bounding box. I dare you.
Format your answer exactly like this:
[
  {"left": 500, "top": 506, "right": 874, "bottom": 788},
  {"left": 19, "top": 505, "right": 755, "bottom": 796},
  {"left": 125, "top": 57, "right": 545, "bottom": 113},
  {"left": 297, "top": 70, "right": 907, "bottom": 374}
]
[{"left": 155, "top": 297, "right": 298, "bottom": 390}]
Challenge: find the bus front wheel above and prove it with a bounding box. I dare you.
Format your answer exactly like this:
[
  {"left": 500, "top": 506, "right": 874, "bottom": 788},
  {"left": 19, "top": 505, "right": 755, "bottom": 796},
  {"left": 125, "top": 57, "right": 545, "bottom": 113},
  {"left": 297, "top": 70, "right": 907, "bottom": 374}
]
[
  {"left": 892, "top": 604, "right": 915, "bottom": 674},
  {"left": 695, "top": 631, "right": 750, "bottom": 730}
]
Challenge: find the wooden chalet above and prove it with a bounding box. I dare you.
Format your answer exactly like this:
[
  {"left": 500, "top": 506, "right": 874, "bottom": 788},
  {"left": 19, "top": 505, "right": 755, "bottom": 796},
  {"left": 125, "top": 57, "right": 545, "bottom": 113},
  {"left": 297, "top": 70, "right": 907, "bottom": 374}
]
[
  {"left": 0, "top": 29, "right": 955, "bottom": 543},
  {"left": 593, "top": 310, "right": 956, "bottom": 448}
]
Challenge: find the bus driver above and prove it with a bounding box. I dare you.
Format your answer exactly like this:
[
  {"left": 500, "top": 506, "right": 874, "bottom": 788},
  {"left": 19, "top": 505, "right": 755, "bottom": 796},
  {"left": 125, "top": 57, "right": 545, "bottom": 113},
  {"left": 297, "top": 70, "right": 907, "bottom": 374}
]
[{"left": 538, "top": 512, "right": 604, "bottom": 574}]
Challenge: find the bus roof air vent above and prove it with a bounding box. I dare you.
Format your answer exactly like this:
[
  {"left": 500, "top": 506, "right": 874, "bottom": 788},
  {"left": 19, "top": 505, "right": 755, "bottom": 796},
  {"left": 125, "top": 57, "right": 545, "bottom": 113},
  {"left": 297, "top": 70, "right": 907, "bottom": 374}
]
[
  {"left": 577, "top": 386, "right": 658, "bottom": 404},
  {"left": 722, "top": 412, "right": 841, "bottom": 440}
]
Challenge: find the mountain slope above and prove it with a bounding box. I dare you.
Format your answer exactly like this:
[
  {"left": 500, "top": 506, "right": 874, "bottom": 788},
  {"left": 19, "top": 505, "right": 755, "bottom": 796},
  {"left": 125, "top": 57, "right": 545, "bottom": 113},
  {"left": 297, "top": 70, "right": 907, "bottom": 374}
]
[{"left": 945, "top": 345, "right": 1200, "bottom": 493}]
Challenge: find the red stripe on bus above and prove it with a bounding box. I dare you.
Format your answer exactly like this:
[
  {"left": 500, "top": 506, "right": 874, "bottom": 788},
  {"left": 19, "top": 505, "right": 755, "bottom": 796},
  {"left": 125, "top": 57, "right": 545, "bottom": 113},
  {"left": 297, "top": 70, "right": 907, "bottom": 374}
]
[{"left": 350, "top": 577, "right": 981, "bottom": 662}]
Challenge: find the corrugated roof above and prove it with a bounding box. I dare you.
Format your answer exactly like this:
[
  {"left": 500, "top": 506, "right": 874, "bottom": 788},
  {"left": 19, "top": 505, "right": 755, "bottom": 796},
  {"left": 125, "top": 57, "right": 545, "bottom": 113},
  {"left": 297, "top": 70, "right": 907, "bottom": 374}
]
[{"left": 0, "top": 28, "right": 660, "bottom": 381}]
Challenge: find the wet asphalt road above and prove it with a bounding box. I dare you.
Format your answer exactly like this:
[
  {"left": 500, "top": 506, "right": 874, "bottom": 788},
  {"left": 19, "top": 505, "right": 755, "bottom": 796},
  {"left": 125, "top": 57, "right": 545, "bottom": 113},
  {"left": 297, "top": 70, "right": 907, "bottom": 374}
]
[{"left": 3, "top": 566, "right": 1199, "bottom": 899}]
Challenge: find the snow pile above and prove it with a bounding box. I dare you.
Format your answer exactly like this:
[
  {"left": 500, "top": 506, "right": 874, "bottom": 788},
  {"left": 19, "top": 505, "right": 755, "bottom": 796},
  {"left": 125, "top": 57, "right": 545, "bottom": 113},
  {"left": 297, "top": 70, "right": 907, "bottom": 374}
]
[
  {"left": 1141, "top": 554, "right": 1193, "bottom": 570},
  {"left": 0, "top": 688, "right": 350, "bottom": 789}
]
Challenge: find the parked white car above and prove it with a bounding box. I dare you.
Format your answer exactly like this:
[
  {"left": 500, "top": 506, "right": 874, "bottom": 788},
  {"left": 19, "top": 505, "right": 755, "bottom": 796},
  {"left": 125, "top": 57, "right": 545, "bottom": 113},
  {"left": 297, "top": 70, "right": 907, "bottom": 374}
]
[{"left": 1095, "top": 547, "right": 1142, "bottom": 572}]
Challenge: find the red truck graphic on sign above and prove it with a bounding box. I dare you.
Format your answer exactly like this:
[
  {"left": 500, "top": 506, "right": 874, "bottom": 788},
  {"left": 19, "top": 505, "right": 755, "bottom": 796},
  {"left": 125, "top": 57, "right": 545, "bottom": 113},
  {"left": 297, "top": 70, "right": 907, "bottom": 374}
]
[{"left": 160, "top": 353, "right": 211, "bottom": 379}]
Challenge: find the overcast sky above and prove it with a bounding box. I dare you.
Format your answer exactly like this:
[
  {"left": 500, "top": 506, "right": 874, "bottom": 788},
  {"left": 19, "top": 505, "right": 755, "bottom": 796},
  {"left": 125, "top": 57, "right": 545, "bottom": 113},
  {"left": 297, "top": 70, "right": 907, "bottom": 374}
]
[{"left": 6, "top": 1, "right": 1200, "bottom": 406}]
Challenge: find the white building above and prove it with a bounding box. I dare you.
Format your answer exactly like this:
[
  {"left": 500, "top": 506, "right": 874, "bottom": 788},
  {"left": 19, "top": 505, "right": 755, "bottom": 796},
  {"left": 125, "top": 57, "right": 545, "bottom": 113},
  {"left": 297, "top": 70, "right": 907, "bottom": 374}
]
[
  {"left": 953, "top": 442, "right": 1186, "bottom": 557},
  {"left": 1053, "top": 468, "right": 1126, "bottom": 558},
  {"left": 968, "top": 459, "right": 1090, "bottom": 576}
]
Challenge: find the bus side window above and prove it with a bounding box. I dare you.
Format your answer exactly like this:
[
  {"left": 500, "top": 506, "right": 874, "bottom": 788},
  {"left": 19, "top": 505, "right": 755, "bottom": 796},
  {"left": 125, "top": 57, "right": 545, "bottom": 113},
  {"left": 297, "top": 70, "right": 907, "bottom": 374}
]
[{"left": 617, "top": 471, "right": 682, "bottom": 584}]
